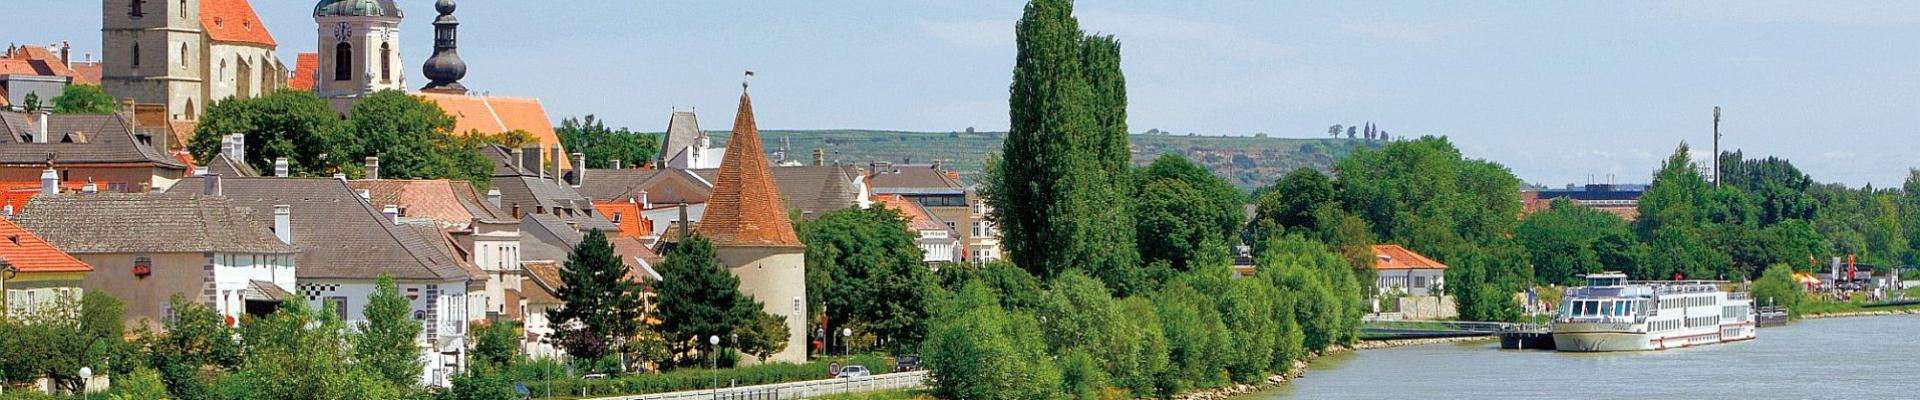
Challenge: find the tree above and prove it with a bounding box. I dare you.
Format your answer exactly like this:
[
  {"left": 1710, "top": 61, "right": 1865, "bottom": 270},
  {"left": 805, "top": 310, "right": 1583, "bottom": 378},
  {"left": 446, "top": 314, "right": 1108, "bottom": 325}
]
[
  {"left": 1346, "top": 126, "right": 1357, "bottom": 139},
  {"left": 470, "top": 321, "right": 520, "bottom": 371},
  {"left": 1517, "top": 199, "right": 1639, "bottom": 285},
  {"left": 922, "top": 283, "right": 1061, "bottom": 400},
  {"left": 990, "top": 0, "right": 1140, "bottom": 293},
  {"left": 355, "top": 275, "right": 423, "bottom": 388},
  {"left": 1328, "top": 124, "right": 1343, "bottom": 138},
  {"left": 733, "top": 312, "right": 791, "bottom": 363},
  {"left": 189, "top": 90, "right": 348, "bottom": 176},
  {"left": 21, "top": 92, "right": 42, "bottom": 113},
  {"left": 223, "top": 299, "right": 405, "bottom": 400},
  {"left": 1249, "top": 168, "right": 1336, "bottom": 247},
  {"left": 799, "top": 206, "right": 933, "bottom": 353},
  {"left": 1751, "top": 264, "right": 1806, "bottom": 314},
  {"left": 0, "top": 291, "right": 127, "bottom": 394},
  {"left": 557, "top": 115, "right": 661, "bottom": 169},
  {"left": 141, "top": 295, "right": 242, "bottom": 400},
  {"left": 342, "top": 90, "right": 492, "bottom": 184},
  {"left": 652, "top": 234, "right": 762, "bottom": 362},
  {"left": 52, "top": 84, "right": 117, "bottom": 114},
  {"left": 547, "top": 229, "right": 646, "bottom": 366},
  {"left": 1135, "top": 179, "right": 1225, "bottom": 272}
]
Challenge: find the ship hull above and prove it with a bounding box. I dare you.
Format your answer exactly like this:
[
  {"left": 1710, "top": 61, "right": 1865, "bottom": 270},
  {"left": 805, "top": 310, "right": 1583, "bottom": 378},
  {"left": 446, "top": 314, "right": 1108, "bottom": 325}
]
[{"left": 1552, "top": 331, "right": 1654, "bottom": 352}]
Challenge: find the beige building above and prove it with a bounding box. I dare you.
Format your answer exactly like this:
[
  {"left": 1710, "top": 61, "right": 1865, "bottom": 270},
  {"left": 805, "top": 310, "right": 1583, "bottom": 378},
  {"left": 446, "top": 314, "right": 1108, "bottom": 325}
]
[
  {"left": 101, "top": 0, "right": 288, "bottom": 122},
  {"left": 696, "top": 90, "right": 807, "bottom": 364},
  {"left": 311, "top": 0, "right": 408, "bottom": 113}
]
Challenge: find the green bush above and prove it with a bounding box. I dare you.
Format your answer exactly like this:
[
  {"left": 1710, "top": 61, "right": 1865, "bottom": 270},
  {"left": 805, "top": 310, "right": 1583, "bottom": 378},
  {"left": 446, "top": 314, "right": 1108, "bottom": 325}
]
[{"left": 516, "top": 355, "right": 890, "bottom": 397}]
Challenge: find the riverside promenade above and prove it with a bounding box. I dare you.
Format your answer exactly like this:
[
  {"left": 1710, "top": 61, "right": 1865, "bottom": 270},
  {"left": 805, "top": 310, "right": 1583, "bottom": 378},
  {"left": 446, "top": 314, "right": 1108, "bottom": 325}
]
[{"left": 583, "top": 371, "right": 927, "bottom": 400}]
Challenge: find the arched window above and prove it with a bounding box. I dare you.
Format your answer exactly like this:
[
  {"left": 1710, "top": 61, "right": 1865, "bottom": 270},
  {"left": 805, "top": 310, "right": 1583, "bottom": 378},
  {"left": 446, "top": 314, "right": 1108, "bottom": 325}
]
[
  {"left": 180, "top": 0, "right": 187, "bottom": 17},
  {"left": 219, "top": 59, "right": 227, "bottom": 80},
  {"left": 132, "top": 42, "right": 141, "bottom": 67},
  {"left": 179, "top": 43, "right": 187, "bottom": 67},
  {"left": 333, "top": 42, "right": 352, "bottom": 81},
  {"left": 379, "top": 42, "right": 391, "bottom": 83}
]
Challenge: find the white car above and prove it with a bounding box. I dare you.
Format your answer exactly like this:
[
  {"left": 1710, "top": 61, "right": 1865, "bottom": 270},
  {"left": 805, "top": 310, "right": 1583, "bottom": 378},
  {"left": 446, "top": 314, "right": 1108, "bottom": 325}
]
[{"left": 836, "top": 365, "right": 870, "bottom": 378}]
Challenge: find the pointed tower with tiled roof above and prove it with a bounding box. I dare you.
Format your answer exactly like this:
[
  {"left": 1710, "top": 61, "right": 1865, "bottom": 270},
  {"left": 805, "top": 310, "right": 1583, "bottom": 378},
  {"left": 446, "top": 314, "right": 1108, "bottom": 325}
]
[
  {"left": 698, "top": 89, "right": 801, "bottom": 248},
  {"left": 695, "top": 79, "right": 807, "bottom": 365}
]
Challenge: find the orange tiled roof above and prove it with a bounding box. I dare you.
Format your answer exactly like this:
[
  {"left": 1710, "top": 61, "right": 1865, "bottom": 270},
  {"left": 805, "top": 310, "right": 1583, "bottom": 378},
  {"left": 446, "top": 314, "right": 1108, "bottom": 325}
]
[
  {"left": 1372, "top": 244, "right": 1447, "bottom": 270},
  {"left": 4, "top": 46, "right": 72, "bottom": 78},
  {"left": 68, "top": 61, "right": 101, "bottom": 86},
  {"left": 347, "top": 180, "right": 478, "bottom": 228},
  {"left": 0, "top": 59, "right": 38, "bottom": 76},
  {"left": 289, "top": 53, "right": 317, "bottom": 91},
  {"left": 414, "top": 92, "right": 570, "bottom": 168},
  {"left": 200, "top": 0, "right": 277, "bottom": 46},
  {"left": 874, "top": 194, "right": 945, "bottom": 231},
  {"left": 0, "top": 217, "right": 92, "bottom": 273},
  {"left": 697, "top": 92, "right": 801, "bottom": 248}
]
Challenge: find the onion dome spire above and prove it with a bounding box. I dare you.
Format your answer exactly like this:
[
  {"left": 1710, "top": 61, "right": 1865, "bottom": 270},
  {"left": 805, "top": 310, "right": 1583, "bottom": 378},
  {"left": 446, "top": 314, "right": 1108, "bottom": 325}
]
[{"left": 420, "top": 0, "right": 468, "bottom": 94}]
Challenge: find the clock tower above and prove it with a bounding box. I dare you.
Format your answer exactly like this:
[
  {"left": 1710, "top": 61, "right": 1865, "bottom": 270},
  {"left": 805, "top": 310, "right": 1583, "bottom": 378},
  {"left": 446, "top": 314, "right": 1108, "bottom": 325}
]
[{"left": 313, "top": 0, "right": 405, "bottom": 111}]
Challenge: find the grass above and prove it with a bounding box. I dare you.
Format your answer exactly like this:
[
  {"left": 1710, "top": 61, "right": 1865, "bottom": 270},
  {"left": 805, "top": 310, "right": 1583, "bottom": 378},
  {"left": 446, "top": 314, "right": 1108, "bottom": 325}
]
[{"left": 811, "top": 389, "right": 936, "bottom": 400}]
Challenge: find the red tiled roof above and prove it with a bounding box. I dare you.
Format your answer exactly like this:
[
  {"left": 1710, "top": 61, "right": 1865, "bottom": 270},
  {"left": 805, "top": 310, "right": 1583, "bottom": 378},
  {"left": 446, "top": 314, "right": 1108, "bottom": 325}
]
[
  {"left": 697, "top": 92, "right": 801, "bottom": 248},
  {"left": 0, "top": 217, "right": 92, "bottom": 273},
  {"left": 414, "top": 93, "right": 571, "bottom": 168},
  {"left": 347, "top": 180, "right": 479, "bottom": 228},
  {"left": 874, "top": 194, "right": 945, "bottom": 231},
  {"left": 289, "top": 53, "right": 317, "bottom": 91},
  {"left": 68, "top": 62, "right": 102, "bottom": 86},
  {"left": 0, "top": 59, "right": 38, "bottom": 76},
  {"left": 200, "top": 0, "right": 277, "bottom": 46},
  {"left": 1372, "top": 245, "right": 1447, "bottom": 270}
]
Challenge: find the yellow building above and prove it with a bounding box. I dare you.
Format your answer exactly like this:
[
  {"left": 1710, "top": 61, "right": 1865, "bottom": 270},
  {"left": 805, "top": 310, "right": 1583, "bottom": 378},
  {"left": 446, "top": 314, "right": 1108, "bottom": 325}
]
[{"left": 0, "top": 218, "right": 93, "bottom": 318}]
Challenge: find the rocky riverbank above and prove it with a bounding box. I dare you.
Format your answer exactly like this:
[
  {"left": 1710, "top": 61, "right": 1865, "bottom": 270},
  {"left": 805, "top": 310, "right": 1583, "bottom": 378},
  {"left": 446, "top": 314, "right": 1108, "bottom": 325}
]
[
  {"left": 1801, "top": 308, "right": 1920, "bottom": 320},
  {"left": 1166, "top": 337, "right": 1497, "bottom": 400}
]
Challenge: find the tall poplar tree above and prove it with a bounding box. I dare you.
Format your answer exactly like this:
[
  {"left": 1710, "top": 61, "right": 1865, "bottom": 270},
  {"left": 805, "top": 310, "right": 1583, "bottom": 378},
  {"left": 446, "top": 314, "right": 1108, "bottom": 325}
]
[{"left": 991, "top": 0, "right": 1142, "bottom": 294}]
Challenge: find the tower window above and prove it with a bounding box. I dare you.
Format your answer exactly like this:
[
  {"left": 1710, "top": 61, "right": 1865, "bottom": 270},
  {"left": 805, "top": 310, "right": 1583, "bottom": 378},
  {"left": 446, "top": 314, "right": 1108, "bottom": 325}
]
[
  {"left": 380, "top": 42, "right": 392, "bottom": 83},
  {"left": 130, "top": 0, "right": 145, "bottom": 17},
  {"left": 333, "top": 42, "right": 353, "bottom": 81},
  {"left": 132, "top": 42, "right": 141, "bottom": 67},
  {"left": 179, "top": 43, "right": 187, "bottom": 67},
  {"left": 180, "top": 0, "right": 187, "bottom": 18}
]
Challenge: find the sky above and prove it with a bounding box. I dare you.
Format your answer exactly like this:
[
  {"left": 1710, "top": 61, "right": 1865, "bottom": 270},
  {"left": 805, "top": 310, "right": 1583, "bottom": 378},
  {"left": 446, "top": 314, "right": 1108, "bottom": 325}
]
[{"left": 13, "top": 1, "right": 1920, "bottom": 187}]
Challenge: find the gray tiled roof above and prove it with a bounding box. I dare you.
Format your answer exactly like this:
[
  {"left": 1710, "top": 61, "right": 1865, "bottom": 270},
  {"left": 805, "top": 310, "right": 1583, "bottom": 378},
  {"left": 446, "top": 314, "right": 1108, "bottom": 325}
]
[
  {"left": 13, "top": 193, "right": 296, "bottom": 254},
  {"left": 206, "top": 155, "right": 259, "bottom": 177},
  {"left": 658, "top": 111, "right": 701, "bottom": 164},
  {"left": 164, "top": 177, "right": 476, "bottom": 282},
  {"left": 867, "top": 164, "right": 964, "bottom": 192},
  {"left": 491, "top": 175, "right": 618, "bottom": 233},
  {"left": 574, "top": 168, "right": 665, "bottom": 201},
  {"left": 692, "top": 165, "right": 862, "bottom": 218},
  {"left": 0, "top": 111, "right": 186, "bottom": 168}
]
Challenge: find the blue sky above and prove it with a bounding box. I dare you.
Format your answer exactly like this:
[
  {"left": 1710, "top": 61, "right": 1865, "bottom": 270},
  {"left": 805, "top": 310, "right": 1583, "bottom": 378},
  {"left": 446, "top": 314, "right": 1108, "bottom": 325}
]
[{"left": 14, "top": 1, "right": 1920, "bottom": 186}]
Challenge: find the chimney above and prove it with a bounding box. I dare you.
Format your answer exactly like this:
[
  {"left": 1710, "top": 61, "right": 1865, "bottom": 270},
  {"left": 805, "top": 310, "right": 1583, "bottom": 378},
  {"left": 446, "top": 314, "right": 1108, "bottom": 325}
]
[
  {"left": 120, "top": 98, "right": 136, "bottom": 113},
  {"left": 637, "top": 190, "right": 650, "bottom": 209},
  {"left": 220, "top": 136, "right": 235, "bottom": 159},
  {"left": 932, "top": 160, "right": 943, "bottom": 171},
  {"left": 203, "top": 173, "right": 222, "bottom": 196},
  {"left": 272, "top": 205, "right": 292, "bottom": 244},
  {"left": 677, "top": 202, "right": 690, "bottom": 241},
  {"left": 510, "top": 203, "right": 522, "bottom": 219},
  {"left": 59, "top": 41, "right": 70, "bottom": 67},
  {"left": 535, "top": 205, "right": 546, "bottom": 215},
  {"left": 39, "top": 168, "right": 58, "bottom": 195},
  {"left": 610, "top": 159, "right": 622, "bottom": 170},
  {"left": 34, "top": 111, "right": 49, "bottom": 143},
  {"left": 486, "top": 188, "right": 502, "bottom": 208},
  {"left": 508, "top": 147, "right": 524, "bottom": 173},
  {"left": 549, "top": 147, "right": 563, "bottom": 184},
  {"left": 3, "top": 204, "right": 13, "bottom": 217},
  {"left": 193, "top": 166, "right": 209, "bottom": 176},
  {"left": 81, "top": 178, "right": 97, "bottom": 194},
  {"left": 813, "top": 149, "right": 824, "bottom": 166},
  {"left": 364, "top": 156, "right": 380, "bottom": 180},
  {"left": 383, "top": 205, "right": 400, "bottom": 225},
  {"left": 571, "top": 152, "right": 585, "bottom": 187},
  {"left": 273, "top": 157, "right": 289, "bottom": 177},
  {"left": 519, "top": 146, "right": 541, "bottom": 177},
  {"left": 226, "top": 134, "right": 246, "bottom": 163}
]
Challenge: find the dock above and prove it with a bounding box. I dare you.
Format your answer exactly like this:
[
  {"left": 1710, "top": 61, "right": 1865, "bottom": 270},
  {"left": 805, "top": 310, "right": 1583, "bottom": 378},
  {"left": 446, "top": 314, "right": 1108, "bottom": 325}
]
[{"left": 1496, "top": 324, "right": 1556, "bottom": 350}]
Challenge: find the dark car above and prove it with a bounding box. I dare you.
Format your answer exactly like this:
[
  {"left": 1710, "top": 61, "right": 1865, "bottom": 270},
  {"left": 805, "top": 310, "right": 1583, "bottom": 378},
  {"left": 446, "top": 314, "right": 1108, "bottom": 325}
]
[{"left": 894, "top": 355, "right": 921, "bottom": 372}]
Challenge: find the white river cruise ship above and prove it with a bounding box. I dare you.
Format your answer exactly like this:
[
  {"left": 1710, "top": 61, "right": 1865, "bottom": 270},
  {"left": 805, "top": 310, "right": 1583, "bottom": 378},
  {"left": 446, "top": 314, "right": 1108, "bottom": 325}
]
[{"left": 1552, "top": 272, "right": 1756, "bottom": 352}]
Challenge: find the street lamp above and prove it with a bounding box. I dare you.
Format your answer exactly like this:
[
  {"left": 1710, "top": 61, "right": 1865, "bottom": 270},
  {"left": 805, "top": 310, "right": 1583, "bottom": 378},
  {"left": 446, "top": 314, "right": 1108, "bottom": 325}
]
[
  {"left": 709, "top": 335, "right": 721, "bottom": 398},
  {"left": 78, "top": 367, "right": 91, "bottom": 400},
  {"left": 841, "top": 328, "right": 852, "bottom": 356}
]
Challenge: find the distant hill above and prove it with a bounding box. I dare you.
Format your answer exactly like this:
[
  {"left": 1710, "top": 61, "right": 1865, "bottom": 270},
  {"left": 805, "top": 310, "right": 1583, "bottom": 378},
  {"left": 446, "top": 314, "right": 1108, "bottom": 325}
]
[{"left": 688, "top": 130, "right": 1384, "bottom": 192}]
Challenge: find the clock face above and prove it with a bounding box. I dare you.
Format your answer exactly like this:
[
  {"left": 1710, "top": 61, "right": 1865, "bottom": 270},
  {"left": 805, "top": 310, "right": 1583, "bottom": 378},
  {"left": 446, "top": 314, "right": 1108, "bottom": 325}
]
[{"left": 333, "top": 23, "right": 352, "bottom": 41}]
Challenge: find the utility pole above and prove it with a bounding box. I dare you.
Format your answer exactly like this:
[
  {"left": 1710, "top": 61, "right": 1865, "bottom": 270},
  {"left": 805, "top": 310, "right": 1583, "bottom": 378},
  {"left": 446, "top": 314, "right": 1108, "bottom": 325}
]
[{"left": 1712, "top": 106, "right": 1722, "bottom": 188}]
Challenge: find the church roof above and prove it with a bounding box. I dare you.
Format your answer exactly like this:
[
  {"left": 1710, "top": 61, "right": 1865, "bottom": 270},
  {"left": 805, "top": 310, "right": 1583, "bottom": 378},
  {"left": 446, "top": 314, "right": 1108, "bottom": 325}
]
[
  {"left": 313, "top": 0, "right": 403, "bottom": 18},
  {"left": 202, "top": 0, "right": 277, "bottom": 46},
  {"left": 696, "top": 92, "right": 801, "bottom": 248},
  {"left": 658, "top": 111, "right": 701, "bottom": 164},
  {"left": 289, "top": 53, "right": 317, "bottom": 90}
]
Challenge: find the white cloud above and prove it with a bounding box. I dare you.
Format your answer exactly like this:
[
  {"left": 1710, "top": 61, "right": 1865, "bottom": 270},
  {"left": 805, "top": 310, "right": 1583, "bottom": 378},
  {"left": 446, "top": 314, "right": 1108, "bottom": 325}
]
[{"left": 919, "top": 20, "right": 1013, "bottom": 50}]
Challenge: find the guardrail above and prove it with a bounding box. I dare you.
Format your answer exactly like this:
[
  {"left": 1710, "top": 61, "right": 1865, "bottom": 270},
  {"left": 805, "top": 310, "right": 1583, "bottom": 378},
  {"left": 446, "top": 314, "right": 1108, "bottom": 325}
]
[{"left": 585, "top": 370, "right": 928, "bottom": 400}]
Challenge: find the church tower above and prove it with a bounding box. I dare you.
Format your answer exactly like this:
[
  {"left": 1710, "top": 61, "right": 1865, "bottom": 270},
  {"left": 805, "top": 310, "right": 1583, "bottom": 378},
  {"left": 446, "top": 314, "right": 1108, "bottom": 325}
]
[
  {"left": 102, "top": 0, "right": 206, "bottom": 120},
  {"left": 697, "top": 82, "right": 809, "bottom": 364},
  {"left": 313, "top": 0, "right": 405, "bottom": 108}
]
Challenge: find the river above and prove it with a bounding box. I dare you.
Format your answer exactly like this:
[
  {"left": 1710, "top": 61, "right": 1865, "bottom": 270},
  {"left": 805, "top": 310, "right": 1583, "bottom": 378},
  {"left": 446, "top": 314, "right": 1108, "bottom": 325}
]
[{"left": 1255, "top": 315, "right": 1919, "bottom": 399}]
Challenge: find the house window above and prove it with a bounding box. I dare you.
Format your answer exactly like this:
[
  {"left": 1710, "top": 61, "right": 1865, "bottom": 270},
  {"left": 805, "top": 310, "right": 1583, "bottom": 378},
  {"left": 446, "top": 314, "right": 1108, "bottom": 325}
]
[
  {"left": 326, "top": 297, "right": 348, "bottom": 321},
  {"left": 612, "top": 212, "right": 623, "bottom": 223},
  {"left": 333, "top": 42, "right": 353, "bottom": 81},
  {"left": 133, "top": 255, "right": 153, "bottom": 278}
]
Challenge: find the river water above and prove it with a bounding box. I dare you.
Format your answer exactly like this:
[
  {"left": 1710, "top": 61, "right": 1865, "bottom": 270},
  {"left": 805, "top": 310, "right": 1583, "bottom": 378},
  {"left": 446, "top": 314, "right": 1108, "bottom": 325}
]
[{"left": 1255, "top": 315, "right": 1919, "bottom": 399}]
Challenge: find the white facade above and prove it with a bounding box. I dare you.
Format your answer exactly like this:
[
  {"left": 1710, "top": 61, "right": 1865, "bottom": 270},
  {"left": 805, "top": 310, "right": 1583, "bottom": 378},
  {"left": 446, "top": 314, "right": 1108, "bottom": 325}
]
[
  {"left": 664, "top": 136, "right": 725, "bottom": 170},
  {"left": 300, "top": 278, "right": 471, "bottom": 387},
  {"left": 918, "top": 229, "right": 956, "bottom": 264},
  {"left": 204, "top": 42, "right": 284, "bottom": 102},
  {"left": 314, "top": 14, "right": 405, "bottom": 102},
  {"left": 468, "top": 221, "right": 522, "bottom": 318},
  {"left": 207, "top": 252, "right": 297, "bottom": 322},
  {"left": 640, "top": 203, "right": 707, "bottom": 237}
]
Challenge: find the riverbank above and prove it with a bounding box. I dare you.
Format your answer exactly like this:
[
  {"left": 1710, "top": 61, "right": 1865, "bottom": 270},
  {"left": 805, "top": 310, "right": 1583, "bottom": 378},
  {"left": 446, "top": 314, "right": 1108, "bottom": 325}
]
[
  {"left": 1801, "top": 307, "right": 1920, "bottom": 320},
  {"left": 1168, "top": 336, "right": 1495, "bottom": 400}
]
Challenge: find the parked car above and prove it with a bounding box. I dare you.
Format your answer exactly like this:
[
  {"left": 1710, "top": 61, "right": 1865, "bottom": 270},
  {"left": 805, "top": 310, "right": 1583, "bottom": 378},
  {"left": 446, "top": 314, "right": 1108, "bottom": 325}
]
[
  {"left": 894, "top": 355, "right": 921, "bottom": 372},
  {"left": 836, "top": 365, "right": 870, "bottom": 378}
]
